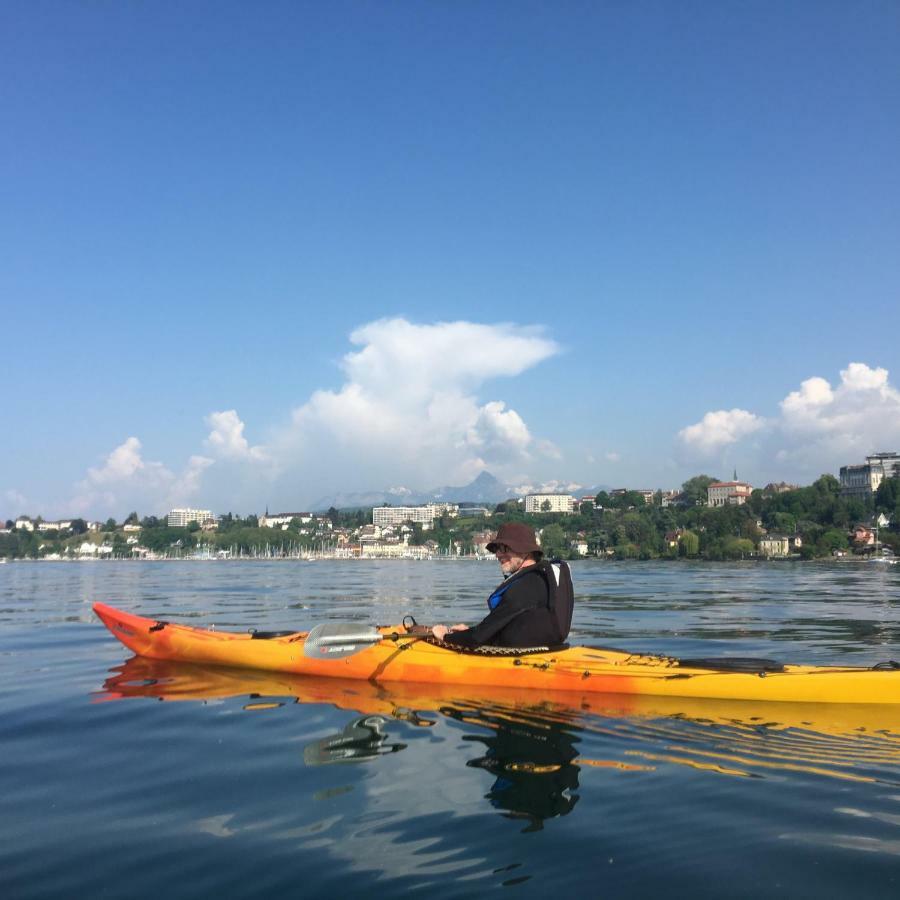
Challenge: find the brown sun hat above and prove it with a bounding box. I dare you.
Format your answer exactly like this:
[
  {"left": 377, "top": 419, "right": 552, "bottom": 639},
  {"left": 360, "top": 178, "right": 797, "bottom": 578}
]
[{"left": 486, "top": 522, "right": 542, "bottom": 555}]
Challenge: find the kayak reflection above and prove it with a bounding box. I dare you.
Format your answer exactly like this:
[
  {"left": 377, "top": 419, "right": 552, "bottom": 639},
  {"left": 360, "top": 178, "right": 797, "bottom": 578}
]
[
  {"left": 98, "top": 656, "right": 900, "bottom": 799},
  {"left": 99, "top": 655, "right": 588, "bottom": 831}
]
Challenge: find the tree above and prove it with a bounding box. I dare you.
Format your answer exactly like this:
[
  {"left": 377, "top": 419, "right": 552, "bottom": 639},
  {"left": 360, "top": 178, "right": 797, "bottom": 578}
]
[
  {"left": 682, "top": 475, "right": 719, "bottom": 507},
  {"left": 541, "top": 500, "right": 552, "bottom": 512},
  {"left": 104, "top": 518, "right": 117, "bottom": 531},
  {"left": 875, "top": 477, "right": 900, "bottom": 518},
  {"left": 594, "top": 491, "right": 611, "bottom": 508},
  {"left": 70, "top": 519, "right": 87, "bottom": 535},
  {"left": 813, "top": 473, "right": 841, "bottom": 496},
  {"left": 772, "top": 512, "right": 797, "bottom": 534},
  {"left": 722, "top": 537, "right": 755, "bottom": 559},
  {"left": 816, "top": 529, "right": 849, "bottom": 556},
  {"left": 539, "top": 524, "right": 566, "bottom": 557},
  {"left": 125, "top": 511, "right": 140, "bottom": 525},
  {"left": 680, "top": 530, "right": 700, "bottom": 557}
]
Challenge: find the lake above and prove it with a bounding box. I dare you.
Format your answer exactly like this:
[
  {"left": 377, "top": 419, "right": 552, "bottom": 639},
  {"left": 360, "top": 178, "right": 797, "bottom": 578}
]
[{"left": 2, "top": 559, "right": 899, "bottom": 898}]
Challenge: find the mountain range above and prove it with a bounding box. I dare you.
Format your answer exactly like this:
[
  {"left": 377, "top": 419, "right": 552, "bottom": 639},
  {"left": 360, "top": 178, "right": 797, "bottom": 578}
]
[{"left": 312, "top": 471, "right": 609, "bottom": 511}]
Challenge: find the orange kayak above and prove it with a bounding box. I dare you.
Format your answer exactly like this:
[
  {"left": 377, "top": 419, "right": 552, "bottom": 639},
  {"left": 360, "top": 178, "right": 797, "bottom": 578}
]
[{"left": 93, "top": 602, "right": 900, "bottom": 704}]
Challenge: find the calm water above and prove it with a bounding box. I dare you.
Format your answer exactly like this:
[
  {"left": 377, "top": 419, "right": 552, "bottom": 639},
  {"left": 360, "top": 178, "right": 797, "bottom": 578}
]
[{"left": 2, "top": 559, "right": 900, "bottom": 898}]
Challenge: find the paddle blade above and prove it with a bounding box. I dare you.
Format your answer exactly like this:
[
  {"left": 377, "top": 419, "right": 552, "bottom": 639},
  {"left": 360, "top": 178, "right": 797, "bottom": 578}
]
[{"left": 304, "top": 623, "right": 385, "bottom": 660}]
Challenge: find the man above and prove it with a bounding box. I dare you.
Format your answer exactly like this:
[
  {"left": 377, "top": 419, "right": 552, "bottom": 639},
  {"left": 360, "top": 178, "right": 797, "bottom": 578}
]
[{"left": 431, "top": 522, "right": 567, "bottom": 648}]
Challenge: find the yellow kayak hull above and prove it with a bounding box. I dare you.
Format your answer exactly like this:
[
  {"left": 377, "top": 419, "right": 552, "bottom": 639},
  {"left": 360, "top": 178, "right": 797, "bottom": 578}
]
[{"left": 93, "top": 602, "right": 900, "bottom": 705}]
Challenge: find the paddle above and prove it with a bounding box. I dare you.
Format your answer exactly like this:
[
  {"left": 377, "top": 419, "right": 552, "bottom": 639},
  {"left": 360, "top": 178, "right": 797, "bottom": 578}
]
[{"left": 304, "top": 622, "right": 433, "bottom": 660}]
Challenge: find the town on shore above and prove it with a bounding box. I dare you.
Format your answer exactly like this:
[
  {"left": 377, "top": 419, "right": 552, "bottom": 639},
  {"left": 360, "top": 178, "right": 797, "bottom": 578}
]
[{"left": 2, "top": 453, "right": 899, "bottom": 563}]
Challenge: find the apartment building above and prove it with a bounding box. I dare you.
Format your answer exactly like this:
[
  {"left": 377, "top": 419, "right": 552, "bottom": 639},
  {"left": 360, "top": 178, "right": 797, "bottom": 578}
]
[
  {"left": 372, "top": 503, "right": 459, "bottom": 529},
  {"left": 167, "top": 508, "right": 216, "bottom": 528},
  {"left": 524, "top": 493, "right": 577, "bottom": 514}
]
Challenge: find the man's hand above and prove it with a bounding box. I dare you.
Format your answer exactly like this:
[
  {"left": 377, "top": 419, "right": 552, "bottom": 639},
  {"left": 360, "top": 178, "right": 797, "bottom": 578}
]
[{"left": 431, "top": 623, "right": 468, "bottom": 641}]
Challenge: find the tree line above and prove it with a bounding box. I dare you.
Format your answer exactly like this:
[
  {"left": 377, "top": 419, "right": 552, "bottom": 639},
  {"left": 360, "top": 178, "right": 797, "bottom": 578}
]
[{"left": 3, "top": 475, "right": 898, "bottom": 560}]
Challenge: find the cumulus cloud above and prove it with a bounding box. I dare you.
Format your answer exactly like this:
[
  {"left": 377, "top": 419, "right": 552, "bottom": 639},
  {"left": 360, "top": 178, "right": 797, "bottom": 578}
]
[
  {"left": 205, "top": 410, "right": 268, "bottom": 462},
  {"left": 271, "top": 318, "right": 560, "bottom": 493},
  {"left": 678, "top": 409, "right": 766, "bottom": 453},
  {"left": 62, "top": 318, "right": 562, "bottom": 516},
  {"left": 774, "top": 362, "right": 900, "bottom": 466},
  {"left": 71, "top": 437, "right": 213, "bottom": 517},
  {"left": 677, "top": 362, "right": 900, "bottom": 481}
]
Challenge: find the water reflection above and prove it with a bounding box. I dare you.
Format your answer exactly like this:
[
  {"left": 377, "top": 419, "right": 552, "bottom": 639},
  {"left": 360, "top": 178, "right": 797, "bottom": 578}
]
[
  {"left": 304, "top": 715, "right": 408, "bottom": 765},
  {"left": 98, "top": 656, "right": 900, "bottom": 797},
  {"left": 441, "top": 703, "right": 581, "bottom": 831}
]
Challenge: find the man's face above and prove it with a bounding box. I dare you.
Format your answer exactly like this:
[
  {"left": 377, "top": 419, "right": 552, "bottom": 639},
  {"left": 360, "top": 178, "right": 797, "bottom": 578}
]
[{"left": 493, "top": 544, "right": 527, "bottom": 575}]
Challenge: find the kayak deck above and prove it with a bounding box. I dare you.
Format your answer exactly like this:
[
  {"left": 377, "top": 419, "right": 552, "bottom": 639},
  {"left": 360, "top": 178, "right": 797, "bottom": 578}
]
[{"left": 93, "top": 602, "right": 900, "bottom": 705}]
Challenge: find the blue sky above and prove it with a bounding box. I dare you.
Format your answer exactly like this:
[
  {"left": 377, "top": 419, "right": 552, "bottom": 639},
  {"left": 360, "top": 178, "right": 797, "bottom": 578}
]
[{"left": 2, "top": 1, "right": 899, "bottom": 519}]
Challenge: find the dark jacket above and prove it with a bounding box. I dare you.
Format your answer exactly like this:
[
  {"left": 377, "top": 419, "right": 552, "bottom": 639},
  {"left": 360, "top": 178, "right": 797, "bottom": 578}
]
[{"left": 443, "top": 565, "right": 560, "bottom": 649}]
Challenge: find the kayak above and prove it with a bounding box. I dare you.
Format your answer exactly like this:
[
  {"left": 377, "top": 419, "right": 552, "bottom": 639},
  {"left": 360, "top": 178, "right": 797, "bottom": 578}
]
[{"left": 93, "top": 601, "right": 900, "bottom": 705}]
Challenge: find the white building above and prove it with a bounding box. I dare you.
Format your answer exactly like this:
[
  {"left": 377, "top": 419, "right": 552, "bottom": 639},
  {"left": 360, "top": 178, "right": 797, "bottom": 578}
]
[
  {"left": 37, "top": 520, "right": 72, "bottom": 532},
  {"left": 759, "top": 535, "right": 790, "bottom": 558},
  {"left": 372, "top": 504, "right": 458, "bottom": 529},
  {"left": 167, "top": 508, "right": 216, "bottom": 528},
  {"left": 524, "top": 494, "right": 577, "bottom": 515},
  {"left": 707, "top": 482, "right": 753, "bottom": 507},
  {"left": 15, "top": 518, "right": 34, "bottom": 531},
  {"left": 259, "top": 512, "right": 312, "bottom": 529}
]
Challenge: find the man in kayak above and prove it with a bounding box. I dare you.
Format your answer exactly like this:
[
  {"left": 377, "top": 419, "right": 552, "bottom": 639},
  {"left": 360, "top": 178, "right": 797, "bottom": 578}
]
[{"left": 430, "top": 522, "right": 569, "bottom": 648}]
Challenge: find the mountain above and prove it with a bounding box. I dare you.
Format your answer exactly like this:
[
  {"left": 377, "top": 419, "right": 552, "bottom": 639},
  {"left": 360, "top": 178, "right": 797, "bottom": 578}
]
[
  {"left": 312, "top": 471, "right": 515, "bottom": 510},
  {"left": 428, "top": 471, "right": 517, "bottom": 504},
  {"left": 311, "top": 471, "right": 610, "bottom": 511}
]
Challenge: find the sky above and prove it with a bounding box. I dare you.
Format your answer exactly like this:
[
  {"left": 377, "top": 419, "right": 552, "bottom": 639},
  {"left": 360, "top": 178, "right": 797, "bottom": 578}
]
[{"left": 2, "top": 1, "right": 899, "bottom": 520}]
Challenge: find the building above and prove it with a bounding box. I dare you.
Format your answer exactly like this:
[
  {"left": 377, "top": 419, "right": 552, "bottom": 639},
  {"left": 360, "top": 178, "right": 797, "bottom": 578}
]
[
  {"left": 37, "top": 520, "right": 72, "bottom": 532},
  {"left": 259, "top": 512, "right": 312, "bottom": 529},
  {"left": 167, "top": 508, "right": 215, "bottom": 528},
  {"left": 762, "top": 482, "right": 799, "bottom": 495},
  {"left": 372, "top": 503, "right": 459, "bottom": 529},
  {"left": 524, "top": 494, "right": 577, "bottom": 514},
  {"left": 456, "top": 506, "right": 491, "bottom": 518},
  {"left": 707, "top": 481, "right": 753, "bottom": 507},
  {"left": 15, "top": 518, "right": 34, "bottom": 531},
  {"left": 570, "top": 536, "right": 589, "bottom": 556},
  {"left": 840, "top": 452, "right": 900, "bottom": 499},
  {"left": 759, "top": 535, "right": 790, "bottom": 558}
]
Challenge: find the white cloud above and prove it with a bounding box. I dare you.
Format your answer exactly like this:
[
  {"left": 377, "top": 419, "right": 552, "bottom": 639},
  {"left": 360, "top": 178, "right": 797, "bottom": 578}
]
[
  {"left": 678, "top": 409, "right": 766, "bottom": 453},
  {"left": 774, "top": 362, "right": 900, "bottom": 465},
  {"left": 605, "top": 451, "right": 621, "bottom": 463},
  {"left": 71, "top": 437, "right": 213, "bottom": 517},
  {"left": 677, "top": 362, "right": 900, "bottom": 481},
  {"left": 64, "top": 318, "right": 561, "bottom": 516},
  {"left": 205, "top": 410, "right": 267, "bottom": 462},
  {"left": 271, "top": 318, "right": 560, "bottom": 495}
]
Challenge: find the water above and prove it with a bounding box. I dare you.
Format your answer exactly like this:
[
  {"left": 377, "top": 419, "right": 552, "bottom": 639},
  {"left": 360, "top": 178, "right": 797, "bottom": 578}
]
[{"left": 2, "top": 560, "right": 900, "bottom": 898}]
